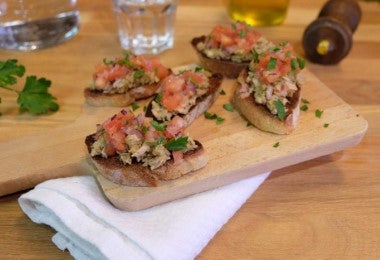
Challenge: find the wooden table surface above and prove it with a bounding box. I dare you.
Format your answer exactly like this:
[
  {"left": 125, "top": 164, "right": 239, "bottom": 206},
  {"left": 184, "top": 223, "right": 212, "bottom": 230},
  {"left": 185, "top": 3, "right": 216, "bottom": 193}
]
[{"left": 1, "top": 0, "right": 379, "bottom": 258}]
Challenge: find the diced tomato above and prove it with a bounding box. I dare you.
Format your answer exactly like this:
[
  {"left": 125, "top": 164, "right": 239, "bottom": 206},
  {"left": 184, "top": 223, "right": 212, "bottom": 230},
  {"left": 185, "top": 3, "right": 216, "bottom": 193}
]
[
  {"left": 164, "top": 116, "right": 186, "bottom": 138},
  {"left": 172, "top": 151, "right": 184, "bottom": 165},
  {"left": 131, "top": 55, "right": 170, "bottom": 80},
  {"left": 161, "top": 75, "right": 187, "bottom": 112},
  {"left": 102, "top": 110, "right": 135, "bottom": 154}
]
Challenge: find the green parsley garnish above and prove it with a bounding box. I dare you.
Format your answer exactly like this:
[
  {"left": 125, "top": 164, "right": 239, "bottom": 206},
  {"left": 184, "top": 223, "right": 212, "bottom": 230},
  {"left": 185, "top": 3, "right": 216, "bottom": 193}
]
[
  {"left": 148, "top": 136, "right": 165, "bottom": 148},
  {"left": 315, "top": 109, "right": 324, "bottom": 118},
  {"left": 0, "top": 59, "right": 59, "bottom": 115},
  {"left": 297, "top": 57, "right": 306, "bottom": 69},
  {"left": 300, "top": 104, "right": 309, "bottom": 111},
  {"left": 143, "top": 105, "right": 147, "bottom": 112},
  {"left": 223, "top": 103, "right": 234, "bottom": 112},
  {"left": 251, "top": 48, "right": 259, "bottom": 63},
  {"left": 274, "top": 100, "right": 286, "bottom": 121},
  {"left": 323, "top": 123, "right": 329, "bottom": 128},
  {"left": 301, "top": 98, "right": 310, "bottom": 104},
  {"left": 204, "top": 111, "right": 224, "bottom": 124},
  {"left": 155, "top": 92, "right": 163, "bottom": 102},
  {"left": 291, "top": 58, "right": 298, "bottom": 71},
  {"left": 150, "top": 120, "right": 167, "bottom": 131},
  {"left": 164, "top": 136, "right": 189, "bottom": 151},
  {"left": 219, "top": 89, "right": 226, "bottom": 95},
  {"left": 131, "top": 103, "right": 139, "bottom": 111},
  {"left": 270, "top": 46, "right": 280, "bottom": 52},
  {"left": 194, "top": 66, "right": 203, "bottom": 72},
  {"left": 239, "top": 29, "right": 246, "bottom": 38},
  {"left": 216, "top": 117, "right": 225, "bottom": 124},
  {"left": 133, "top": 70, "right": 145, "bottom": 78},
  {"left": 102, "top": 58, "right": 114, "bottom": 65},
  {"left": 267, "top": 57, "right": 277, "bottom": 71},
  {"left": 279, "top": 41, "right": 288, "bottom": 46},
  {"left": 273, "top": 142, "right": 280, "bottom": 148}
]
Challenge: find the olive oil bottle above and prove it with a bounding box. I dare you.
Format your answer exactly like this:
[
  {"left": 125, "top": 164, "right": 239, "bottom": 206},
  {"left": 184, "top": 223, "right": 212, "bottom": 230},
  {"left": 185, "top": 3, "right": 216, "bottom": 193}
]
[{"left": 227, "top": 0, "right": 289, "bottom": 26}]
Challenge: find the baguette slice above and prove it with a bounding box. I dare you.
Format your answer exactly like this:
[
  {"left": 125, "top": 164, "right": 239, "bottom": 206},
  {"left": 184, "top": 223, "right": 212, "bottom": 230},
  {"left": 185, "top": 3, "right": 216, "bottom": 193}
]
[
  {"left": 84, "top": 83, "right": 159, "bottom": 107},
  {"left": 85, "top": 134, "right": 207, "bottom": 187},
  {"left": 84, "top": 54, "right": 170, "bottom": 107},
  {"left": 145, "top": 71, "right": 223, "bottom": 126},
  {"left": 191, "top": 36, "right": 249, "bottom": 78},
  {"left": 233, "top": 69, "right": 301, "bottom": 135}
]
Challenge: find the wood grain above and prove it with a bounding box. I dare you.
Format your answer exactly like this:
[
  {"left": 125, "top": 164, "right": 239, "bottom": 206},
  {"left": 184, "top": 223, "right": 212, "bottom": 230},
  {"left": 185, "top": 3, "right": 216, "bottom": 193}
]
[{"left": 0, "top": 0, "right": 379, "bottom": 259}]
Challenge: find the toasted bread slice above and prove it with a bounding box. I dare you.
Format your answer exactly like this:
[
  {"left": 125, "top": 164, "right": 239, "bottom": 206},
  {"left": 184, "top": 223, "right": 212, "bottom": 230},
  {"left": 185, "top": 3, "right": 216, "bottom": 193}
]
[
  {"left": 84, "top": 83, "right": 159, "bottom": 107},
  {"left": 191, "top": 36, "right": 249, "bottom": 78},
  {"left": 145, "top": 72, "right": 223, "bottom": 126},
  {"left": 85, "top": 134, "right": 207, "bottom": 187},
  {"left": 233, "top": 69, "right": 301, "bottom": 135}
]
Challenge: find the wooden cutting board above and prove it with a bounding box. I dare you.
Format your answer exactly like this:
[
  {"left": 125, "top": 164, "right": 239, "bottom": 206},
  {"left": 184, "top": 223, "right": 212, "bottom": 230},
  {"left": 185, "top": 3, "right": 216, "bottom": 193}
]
[{"left": 0, "top": 68, "right": 367, "bottom": 211}]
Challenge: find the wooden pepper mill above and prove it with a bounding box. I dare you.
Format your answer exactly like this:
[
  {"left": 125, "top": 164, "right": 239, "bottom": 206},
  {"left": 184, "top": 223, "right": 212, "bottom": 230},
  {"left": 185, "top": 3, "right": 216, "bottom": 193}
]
[{"left": 302, "top": 0, "right": 362, "bottom": 64}]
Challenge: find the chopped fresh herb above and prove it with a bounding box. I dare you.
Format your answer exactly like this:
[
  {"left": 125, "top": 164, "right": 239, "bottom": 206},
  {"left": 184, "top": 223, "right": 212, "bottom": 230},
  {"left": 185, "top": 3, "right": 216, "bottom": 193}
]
[
  {"left": 239, "top": 29, "right": 246, "bottom": 38},
  {"left": 297, "top": 57, "right": 306, "bottom": 69},
  {"left": 286, "top": 51, "right": 292, "bottom": 57},
  {"left": 301, "top": 98, "right": 310, "bottom": 104},
  {"left": 194, "top": 66, "right": 203, "bottom": 72},
  {"left": 270, "top": 46, "right": 280, "bottom": 52},
  {"left": 315, "top": 109, "right": 324, "bottom": 118},
  {"left": 131, "top": 103, "right": 139, "bottom": 111},
  {"left": 164, "top": 136, "right": 189, "bottom": 151},
  {"left": 219, "top": 89, "right": 226, "bottom": 95},
  {"left": 251, "top": 48, "right": 259, "bottom": 63},
  {"left": 300, "top": 104, "right": 309, "bottom": 111},
  {"left": 150, "top": 120, "right": 167, "bottom": 131},
  {"left": 204, "top": 111, "right": 224, "bottom": 124},
  {"left": 118, "top": 51, "right": 135, "bottom": 68},
  {"left": 102, "top": 58, "right": 114, "bottom": 65},
  {"left": 204, "top": 111, "right": 217, "bottom": 120},
  {"left": 279, "top": 41, "right": 288, "bottom": 46},
  {"left": 143, "top": 105, "right": 147, "bottom": 112},
  {"left": 133, "top": 70, "right": 145, "bottom": 78},
  {"left": 324, "top": 123, "right": 329, "bottom": 128},
  {"left": 216, "top": 116, "right": 225, "bottom": 124},
  {"left": 291, "top": 58, "right": 298, "bottom": 70},
  {"left": 223, "top": 103, "right": 234, "bottom": 112},
  {"left": 141, "top": 126, "right": 148, "bottom": 133},
  {"left": 267, "top": 57, "right": 277, "bottom": 71},
  {"left": 273, "top": 142, "right": 280, "bottom": 148},
  {"left": 155, "top": 92, "right": 163, "bottom": 102},
  {"left": 274, "top": 100, "right": 286, "bottom": 121}
]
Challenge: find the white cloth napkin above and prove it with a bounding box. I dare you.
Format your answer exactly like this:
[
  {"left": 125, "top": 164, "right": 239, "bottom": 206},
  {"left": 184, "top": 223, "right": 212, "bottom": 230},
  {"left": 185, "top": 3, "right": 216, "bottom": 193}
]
[{"left": 18, "top": 172, "right": 270, "bottom": 260}]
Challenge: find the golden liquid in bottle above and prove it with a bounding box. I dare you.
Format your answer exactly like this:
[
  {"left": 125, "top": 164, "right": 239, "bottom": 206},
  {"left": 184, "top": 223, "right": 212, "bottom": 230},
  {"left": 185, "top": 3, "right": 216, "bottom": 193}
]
[{"left": 227, "top": 0, "right": 289, "bottom": 26}]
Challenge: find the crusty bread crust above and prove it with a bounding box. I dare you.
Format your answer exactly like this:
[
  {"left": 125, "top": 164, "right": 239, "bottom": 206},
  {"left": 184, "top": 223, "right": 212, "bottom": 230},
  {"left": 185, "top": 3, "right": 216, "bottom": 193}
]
[
  {"left": 85, "top": 134, "right": 208, "bottom": 187},
  {"left": 233, "top": 69, "right": 301, "bottom": 135},
  {"left": 145, "top": 73, "right": 223, "bottom": 126},
  {"left": 191, "top": 36, "right": 249, "bottom": 78},
  {"left": 84, "top": 83, "right": 160, "bottom": 107}
]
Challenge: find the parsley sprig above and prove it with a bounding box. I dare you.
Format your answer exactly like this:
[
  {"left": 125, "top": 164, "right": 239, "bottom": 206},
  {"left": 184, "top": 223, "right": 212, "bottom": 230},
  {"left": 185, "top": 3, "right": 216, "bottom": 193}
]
[{"left": 0, "top": 59, "right": 59, "bottom": 115}]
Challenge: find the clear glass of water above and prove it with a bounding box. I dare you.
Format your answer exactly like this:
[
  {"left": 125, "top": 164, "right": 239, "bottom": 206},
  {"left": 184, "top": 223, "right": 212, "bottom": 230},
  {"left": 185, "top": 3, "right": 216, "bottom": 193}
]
[
  {"left": 112, "top": 0, "right": 178, "bottom": 55},
  {"left": 0, "top": 0, "right": 79, "bottom": 51}
]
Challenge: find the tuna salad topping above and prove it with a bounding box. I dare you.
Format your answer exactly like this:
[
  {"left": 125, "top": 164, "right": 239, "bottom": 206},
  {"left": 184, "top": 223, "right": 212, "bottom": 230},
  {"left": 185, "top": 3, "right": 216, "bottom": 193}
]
[
  {"left": 90, "top": 109, "right": 197, "bottom": 170},
  {"left": 237, "top": 41, "right": 305, "bottom": 118},
  {"left": 196, "top": 21, "right": 274, "bottom": 63},
  {"left": 151, "top": 67, "right": 212, "bottom": 121},
  {"left": 90, "top": 52, "right": 170, "bottom": 94}
]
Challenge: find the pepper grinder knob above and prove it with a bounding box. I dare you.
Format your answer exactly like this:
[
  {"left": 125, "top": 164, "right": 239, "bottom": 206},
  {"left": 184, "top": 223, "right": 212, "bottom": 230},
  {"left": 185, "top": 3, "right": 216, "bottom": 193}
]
[{"left": 302, "top": 0, "right": 362, "bottom": 64}]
